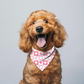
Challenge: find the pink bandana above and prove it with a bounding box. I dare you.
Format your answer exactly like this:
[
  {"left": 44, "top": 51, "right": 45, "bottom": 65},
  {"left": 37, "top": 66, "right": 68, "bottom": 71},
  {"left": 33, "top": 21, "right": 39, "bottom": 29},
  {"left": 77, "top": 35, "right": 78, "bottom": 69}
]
[{"left": 30, "top": 46, "right": 56, "bottom": 71}]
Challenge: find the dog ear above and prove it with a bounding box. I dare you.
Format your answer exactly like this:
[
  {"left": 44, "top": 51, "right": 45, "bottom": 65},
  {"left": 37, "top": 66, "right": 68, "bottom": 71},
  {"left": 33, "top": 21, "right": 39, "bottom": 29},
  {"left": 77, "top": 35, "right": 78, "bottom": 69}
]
[
  {"left": 19, "top": 24, "right": 32, "bottom": 53},
  {"left": 53, "top": 19, "right": 67, "bottom": 48}
]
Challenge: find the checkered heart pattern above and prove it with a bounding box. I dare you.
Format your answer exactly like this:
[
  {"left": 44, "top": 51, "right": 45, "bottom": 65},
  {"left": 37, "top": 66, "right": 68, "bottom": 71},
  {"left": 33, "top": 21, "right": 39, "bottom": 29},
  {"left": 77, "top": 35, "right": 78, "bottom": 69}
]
[{"left": 30, "top": 46, "right": 56, "bottom": 71}]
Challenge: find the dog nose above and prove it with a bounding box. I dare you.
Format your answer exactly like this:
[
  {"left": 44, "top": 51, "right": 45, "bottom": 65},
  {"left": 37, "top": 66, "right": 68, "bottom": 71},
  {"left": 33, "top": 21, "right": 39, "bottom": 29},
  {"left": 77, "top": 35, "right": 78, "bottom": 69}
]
[{"left": 36, "top": 26, "right": 43, "bottom": 33}]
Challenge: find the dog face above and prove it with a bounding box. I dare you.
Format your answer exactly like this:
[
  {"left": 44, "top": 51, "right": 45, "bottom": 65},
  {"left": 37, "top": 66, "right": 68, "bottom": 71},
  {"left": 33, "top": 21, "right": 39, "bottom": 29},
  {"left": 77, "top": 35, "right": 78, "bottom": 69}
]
[
  {"left": 27, "top": 10, "right": 56, "bottom": 48},
  {"left": 19, "top": 10, "right": 67, "bottom": 52}
]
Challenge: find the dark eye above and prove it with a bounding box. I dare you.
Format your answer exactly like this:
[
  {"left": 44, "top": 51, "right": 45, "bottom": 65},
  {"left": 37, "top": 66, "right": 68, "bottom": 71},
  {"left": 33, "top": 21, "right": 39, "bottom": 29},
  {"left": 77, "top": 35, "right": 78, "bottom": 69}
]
[
  {"left": 33, "top": 21, "right": 36, "bottom": 24},
  {"left": 44, "top": 20, "right": 48, "bottom": 23}
]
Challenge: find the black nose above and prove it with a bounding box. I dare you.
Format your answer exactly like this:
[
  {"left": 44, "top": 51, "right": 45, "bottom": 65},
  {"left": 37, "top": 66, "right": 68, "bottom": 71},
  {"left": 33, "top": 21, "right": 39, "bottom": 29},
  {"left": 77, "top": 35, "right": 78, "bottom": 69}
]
[{"left": 36, "top": 26, "right": 43, "bottom": 33}]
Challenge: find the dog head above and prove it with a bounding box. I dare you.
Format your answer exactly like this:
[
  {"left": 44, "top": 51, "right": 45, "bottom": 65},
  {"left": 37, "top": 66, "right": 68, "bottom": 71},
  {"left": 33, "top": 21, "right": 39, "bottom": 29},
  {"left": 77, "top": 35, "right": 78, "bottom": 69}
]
[{"left": 19, "top": 10, "right": 67, "bottom": 52}]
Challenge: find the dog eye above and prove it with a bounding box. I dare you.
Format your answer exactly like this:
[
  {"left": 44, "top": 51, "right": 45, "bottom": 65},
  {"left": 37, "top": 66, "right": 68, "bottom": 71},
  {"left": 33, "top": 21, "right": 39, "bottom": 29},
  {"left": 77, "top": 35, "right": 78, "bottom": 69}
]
[
  {"left": 44, "top": 20, "right": 48, "bottom": 23},
  {"left": 33, "top": 21, "right": 36, "bottom": 24}
]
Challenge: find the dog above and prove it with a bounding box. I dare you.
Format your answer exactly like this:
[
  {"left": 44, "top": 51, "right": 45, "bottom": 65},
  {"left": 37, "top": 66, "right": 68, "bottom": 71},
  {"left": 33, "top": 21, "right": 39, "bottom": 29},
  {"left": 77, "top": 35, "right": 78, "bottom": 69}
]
[{"left": 19, "top": 10, "right": 67, "bottom": 84}]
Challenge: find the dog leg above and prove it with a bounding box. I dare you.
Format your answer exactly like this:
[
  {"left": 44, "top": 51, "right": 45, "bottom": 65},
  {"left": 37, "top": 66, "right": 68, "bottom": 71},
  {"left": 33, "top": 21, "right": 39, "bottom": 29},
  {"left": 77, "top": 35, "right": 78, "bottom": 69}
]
[
  {"left": 52, "top": 76, "right": 62, "bottom": 84},
  {"left": 25, "top": 73, "right": 40, "bottom": 84}
]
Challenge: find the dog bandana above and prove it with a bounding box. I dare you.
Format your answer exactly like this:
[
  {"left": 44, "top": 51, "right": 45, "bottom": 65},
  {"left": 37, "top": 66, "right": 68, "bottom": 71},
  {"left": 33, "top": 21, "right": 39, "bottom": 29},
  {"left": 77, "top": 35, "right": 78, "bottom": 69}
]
[{"left": 30, "top": 46, "right": 56, "bottom": 71}]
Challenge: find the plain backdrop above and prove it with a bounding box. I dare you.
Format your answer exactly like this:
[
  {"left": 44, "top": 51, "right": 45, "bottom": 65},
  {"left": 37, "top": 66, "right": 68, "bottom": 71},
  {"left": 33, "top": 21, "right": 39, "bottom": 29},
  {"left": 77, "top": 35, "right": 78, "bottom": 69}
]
[{"left": 0, "top": 0, "right": 84, "bottom": 84}]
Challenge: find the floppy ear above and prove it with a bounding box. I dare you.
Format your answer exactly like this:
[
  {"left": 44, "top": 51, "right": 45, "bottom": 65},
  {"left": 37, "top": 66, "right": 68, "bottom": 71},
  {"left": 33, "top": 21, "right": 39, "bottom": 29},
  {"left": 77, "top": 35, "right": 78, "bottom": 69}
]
[
  {"left": 53, "top": 19, "right": 67, "bottom": 48},
  {"left": 19, "top": 24, "right": 32, "bottom": 53}
]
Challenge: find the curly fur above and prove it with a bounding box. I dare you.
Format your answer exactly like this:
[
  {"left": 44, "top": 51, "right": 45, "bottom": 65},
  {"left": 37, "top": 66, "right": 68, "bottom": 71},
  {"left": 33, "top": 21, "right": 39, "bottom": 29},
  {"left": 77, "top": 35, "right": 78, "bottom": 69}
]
[{"left": 19, "top": 10, "right": 67, "bottom": 84}]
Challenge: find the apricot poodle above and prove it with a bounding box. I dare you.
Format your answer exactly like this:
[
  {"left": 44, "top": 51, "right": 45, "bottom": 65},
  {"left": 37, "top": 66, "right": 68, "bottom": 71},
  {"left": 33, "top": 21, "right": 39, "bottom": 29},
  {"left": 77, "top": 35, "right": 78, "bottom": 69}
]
[{"left": 19, "top": 10, "right": 67, "bottom": 84}]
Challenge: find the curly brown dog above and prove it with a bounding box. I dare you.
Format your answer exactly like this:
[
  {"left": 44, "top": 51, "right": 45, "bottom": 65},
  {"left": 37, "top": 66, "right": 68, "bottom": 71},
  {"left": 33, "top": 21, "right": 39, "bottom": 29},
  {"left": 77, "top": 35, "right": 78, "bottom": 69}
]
[{"left": 19, "top": 10, "right": 67, "bottom": 84}]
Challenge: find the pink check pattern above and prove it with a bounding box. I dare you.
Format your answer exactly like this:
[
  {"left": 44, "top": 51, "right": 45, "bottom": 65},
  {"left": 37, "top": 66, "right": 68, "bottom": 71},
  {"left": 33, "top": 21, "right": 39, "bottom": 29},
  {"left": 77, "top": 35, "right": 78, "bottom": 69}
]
[{"left": 30, "top": 46, "right": 56, "bottom": 71}]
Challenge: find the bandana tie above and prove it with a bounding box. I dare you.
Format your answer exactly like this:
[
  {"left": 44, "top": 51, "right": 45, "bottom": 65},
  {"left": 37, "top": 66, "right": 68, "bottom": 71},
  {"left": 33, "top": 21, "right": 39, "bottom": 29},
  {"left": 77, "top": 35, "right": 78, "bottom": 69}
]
[{"left": 30, "top": 46, "right": 56, "bottom": 71}]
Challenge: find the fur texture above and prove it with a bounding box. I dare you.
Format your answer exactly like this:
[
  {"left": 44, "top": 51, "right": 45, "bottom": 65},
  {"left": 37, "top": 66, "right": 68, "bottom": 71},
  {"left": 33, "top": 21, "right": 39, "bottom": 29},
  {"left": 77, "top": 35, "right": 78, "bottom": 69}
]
[{"left": 19, "top": 10, "right": 67, "bottom": 84}]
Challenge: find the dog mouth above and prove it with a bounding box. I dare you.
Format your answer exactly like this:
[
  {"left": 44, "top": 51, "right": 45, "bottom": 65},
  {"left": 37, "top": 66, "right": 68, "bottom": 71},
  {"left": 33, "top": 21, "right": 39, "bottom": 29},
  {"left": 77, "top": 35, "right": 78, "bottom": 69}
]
[{"left": 35, "top": 33, "right": 49, "bottom": 48}]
